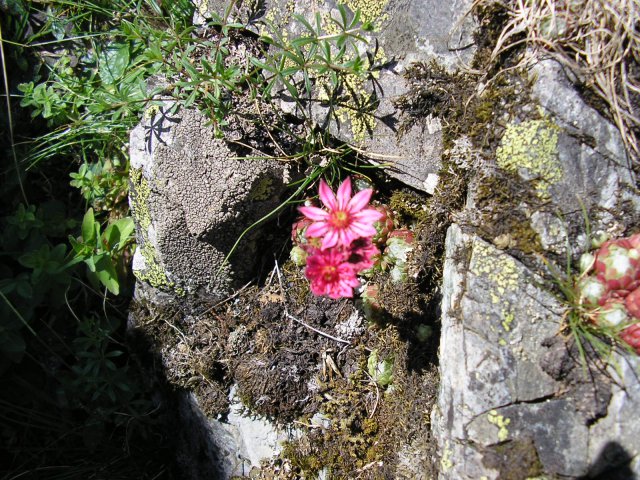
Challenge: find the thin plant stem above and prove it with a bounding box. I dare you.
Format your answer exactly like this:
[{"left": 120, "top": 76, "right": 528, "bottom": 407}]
[{"left": 0, "top": 22, "right": 28, "bottom": 204}]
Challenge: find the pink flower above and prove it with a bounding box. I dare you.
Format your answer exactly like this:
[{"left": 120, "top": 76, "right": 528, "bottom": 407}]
[
  {"left": 305, "top": 248, "right": 360, "bottom": 299},
  {"left": 299, "top": 177, "right": 383, "bottom": 250},
  {"left": 346, "top": 238, "right": 379, "bottom": 271}
]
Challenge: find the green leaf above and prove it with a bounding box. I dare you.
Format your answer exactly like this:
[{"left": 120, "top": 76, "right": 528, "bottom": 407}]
[
  {"left": 103, "top": 217, "right": 134, "bottom": 252},
  {"left": 81, "top": 209, "right": 96, "bottom": 245},
  {"left": 291, "top": 34, "right": 315, "bottom": 51},
  {"left": 98, "top": 43, "right": 130, "bottom": 85},
  {"left": 85, "top": 255, "right": 97, "bottom": 273},
  {"left": 292, "top": 13, "right": 315, "bottom": 34},
  {"left": 93, "top": 255, "right": 120, "bottom": 295},
  {"left": 250, "top": 57, "right": 277, "bottom": 73}
]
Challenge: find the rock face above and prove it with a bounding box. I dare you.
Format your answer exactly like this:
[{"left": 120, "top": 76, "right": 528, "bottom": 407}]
[
  {"left": 195, "top": 0, "right": 476, "bottom": 192},
  {"left": 129, "top": 1, "right": 640, "bottom": 477},
  {"left": 129, "top": 105, "right": 291, "bottom": 299},
  {"left": 432, "top": 58, "right": 640, "bottom": 479}
]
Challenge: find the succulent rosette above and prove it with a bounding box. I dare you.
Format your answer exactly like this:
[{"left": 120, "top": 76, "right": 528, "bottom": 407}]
[
  {"left": 625, "top": 286, "right": 640, "bottom": 319},
  {"left": 370, "top": 204, "right": 395, "bottom": 246},
  {"left": 620, "top": 323, "right": 640, "bottom": 354},
  {"left": 595, "top": 299, "right": 630, "bottom": 328},
  {"left": 291, "top": 216, "right": 321, "bottom": 250},
  {"left": 594, "top": 239, "right": 640, "bottom": 292},
  {"left": 577, "top": 232, "right": 640, "bottom": 355},
  {"left": 578, "top": 276, "right": 609, "bottom": 307}
]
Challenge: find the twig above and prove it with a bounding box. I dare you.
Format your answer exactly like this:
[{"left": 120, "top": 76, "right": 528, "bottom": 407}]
[
  {"left": 207, "top": 281, "right": 253, "bottom": 311},
  {"left": 364, "top": 370, "right": 380, "bottom": 418},
  {"left": 286, "top": 312, "right": 352, "bottom": 346},
  {"left": 273, "top": 260, "right": 352, "bottom": 346}
]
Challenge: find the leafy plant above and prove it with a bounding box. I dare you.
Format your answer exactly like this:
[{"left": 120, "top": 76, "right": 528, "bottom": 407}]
[
  {"left": 367, "top": 349, "right": 394, "bottom": 388},
  {"left": 543, "top": 234, "right": 640, "bottom": 373},
  {"left": 252, "top": 5, "right": 381, "bottom": 126},
  {"left": 68, "top": 208, "right": 135, "bottom": 295}
]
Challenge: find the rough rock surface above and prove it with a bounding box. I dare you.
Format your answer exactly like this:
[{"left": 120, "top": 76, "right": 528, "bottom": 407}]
[
  {"left": 195, "top": 0, "right": 477, "bottom": 192},
  {"left": 170, "top": 390, "right": 294, "bottom": 479},
  {"left": 129, "top": 106, "right": 291, "bottom": 299},
  {"left": 432, "top": 58, "right": 640, "bottom": 479}
]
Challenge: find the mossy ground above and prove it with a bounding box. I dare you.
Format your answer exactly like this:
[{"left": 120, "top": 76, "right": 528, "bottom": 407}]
[{"left": 128, "top": 175, "right": 444, "bottom": 477}]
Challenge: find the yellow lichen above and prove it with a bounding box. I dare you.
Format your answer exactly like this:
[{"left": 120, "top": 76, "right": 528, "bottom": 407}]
[
  {"left": 342, "top": 0, "right": 390, "bottom": 27},
  {"left": 470, "top": 241, "right": 520, "bottom": 339},
  {"left": 130, "top": 168, "right": 181, "bottom": 294},
  {"left": 487, "top": 410, "right": 511, "bottom": 442},
  {"left": 440, "top": 441, "right": 453, "bottom": 472},
  {"left": 501, "top": 311, "right": 515, "bottom": 332},
  {"left": 248, "top": 176, "right": 274, "bottom": 202},
  {"left": 496, "top": 117, "right": 562, "bottom": 199},
  {"left": 198, "top": 0, "right": 209, "bottom": 17},
  {"left": 470, "top": 241, "right": 520, "bottom": 302}
]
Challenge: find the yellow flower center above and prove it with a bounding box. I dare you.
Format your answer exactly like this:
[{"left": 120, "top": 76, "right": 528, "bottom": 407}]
[
  {"left": 331, "top": 210, "right": 349, "bottom": 228},
  {"left": 322, "top": 265, "right": 337, "bottom": 282}
]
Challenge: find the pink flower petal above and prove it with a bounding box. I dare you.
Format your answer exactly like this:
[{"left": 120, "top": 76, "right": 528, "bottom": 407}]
[
  {"left": 319, "top": 180, "right": 337, "bottom": 210},
  {"left": 347, "top": 189, "right": 373, "bottom": 213},
  {"left": 306, "top": 222, "right": 330, "bottom": 238},
  {"left": 338, "top": 229, "right": 353, "bottom": 247},
  {"left": 353, "top": 209, "right": 383, "bottom": 224},
  {"left": 349, "top": 222, "right": 377, "bottom": 238},
  {"left": 299, "top": 206, "right": 329, "bottom": 221},
  {"left": 322, "top": 230, "right": 339, "bottom": 249},
  {"left": 336, "top": 177, "right": 352, "bottom": 210}
]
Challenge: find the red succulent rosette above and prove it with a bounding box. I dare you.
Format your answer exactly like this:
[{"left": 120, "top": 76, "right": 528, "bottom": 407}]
[{"left": 620, "top": 323, "right": 640, "bottom": 354}]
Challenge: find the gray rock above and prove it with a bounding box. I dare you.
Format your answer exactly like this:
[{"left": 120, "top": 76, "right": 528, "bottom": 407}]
[
  {"left": 194, "top": 0, "right": 477, "bottom": 192},
  {"left": 171, "top": 390, "right": 296, "bottom": 479},
  {"left": 434, "top": 58, "right": 640, "bottom": 478},
  {"left": 528, "top": 59, "right": 639, "bottom": 239},
  {"left": 433, "top": 224, "right": 566, "bottom": 479},
  {"left": 207, "top": 386, "right": 299, "bottom": 477},
  {"left": 129, "top": 106, "right": 291, "bottom": 299}
]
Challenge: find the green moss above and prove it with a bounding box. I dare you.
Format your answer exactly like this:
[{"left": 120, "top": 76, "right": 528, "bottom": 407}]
[
  {"left": 269, "top": 327, "right": 437, "bottom": 478},
  {"left": 496, "top": 117, "right": 562, "bottom": 199},
  {"left": 475, "top": 173, "right": 543, "bottom": 254},
  {"left": 482, "top": 438, "right": 544, "bottom": 480},
  {"left": 389, "top": 190, "right": 430, "bottom": 225}
]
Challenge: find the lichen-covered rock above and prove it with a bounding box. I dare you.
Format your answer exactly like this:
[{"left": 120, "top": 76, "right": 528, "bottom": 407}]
[
  {"left": 527, "top": 59, "right": 640, "bottom": 244},
  {"left": 434, "top": 58, "right": 640, "bottom": 478},
  {"left": 434, "top": 224, "right": 640, "bottom": 479},
  {"left": 129, "top": 105, "right": 292, "bottom": 299},
  {"left": 195, "top": 0, "right": 477, "bottom": 192}
]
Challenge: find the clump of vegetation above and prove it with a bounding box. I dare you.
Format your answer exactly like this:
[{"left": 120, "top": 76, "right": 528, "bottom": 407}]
[
  {"left": 552, "top": 232, "right": 640, "bottom": 364},
  {"left": 2, "top": 0, "right": 446, "bottom": 477},
  {"left": 475, "top": 0, "right": 640, "bottom": 161},
  {"left": 1, "top": 0, "right": 198, "bottom": 477}
]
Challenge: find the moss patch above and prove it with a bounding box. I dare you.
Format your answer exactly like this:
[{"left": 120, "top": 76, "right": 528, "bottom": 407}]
[
  {"left": 481, "top": 438, "right": 544, "bottom": 480},
  {"left": 474, "top": 171, "right": 544, "bottom": 255}
]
